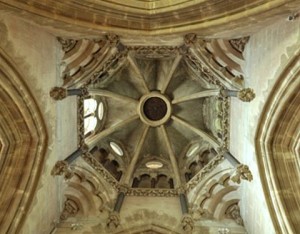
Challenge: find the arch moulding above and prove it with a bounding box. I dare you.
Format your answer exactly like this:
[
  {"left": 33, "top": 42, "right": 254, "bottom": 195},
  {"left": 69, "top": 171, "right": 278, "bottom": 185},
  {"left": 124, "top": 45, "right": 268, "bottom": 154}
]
[
  {"left": 0, "top": 47, "right": 48, "bottom": 233},
  {"left": 255, "top": 49, "right": 300, "bottom": 233}
]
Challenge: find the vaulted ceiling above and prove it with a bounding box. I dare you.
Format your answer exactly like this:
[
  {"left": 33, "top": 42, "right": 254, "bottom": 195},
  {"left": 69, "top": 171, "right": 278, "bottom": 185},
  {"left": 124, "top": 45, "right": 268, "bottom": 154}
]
[{"left": 0, "top": 1, "right": 299, "bottom": 234}]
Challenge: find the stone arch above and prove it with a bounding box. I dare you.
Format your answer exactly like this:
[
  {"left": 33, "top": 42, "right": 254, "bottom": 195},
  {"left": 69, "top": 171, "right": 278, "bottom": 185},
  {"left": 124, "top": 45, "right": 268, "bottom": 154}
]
[
  {"left": 0, "top": 47, "right": 47, "bottom": 233},
  {"left": 255, "top": 49, "right": 300, "bottom": 233}
]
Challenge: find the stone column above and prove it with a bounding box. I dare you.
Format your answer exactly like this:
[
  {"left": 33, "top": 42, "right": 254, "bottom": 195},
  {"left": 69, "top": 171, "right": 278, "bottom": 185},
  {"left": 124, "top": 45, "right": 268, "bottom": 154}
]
[
  {"left": 179, "top": 193, "right": 189, "bottom": 214},
  {"left": 50, "top": 86, "right": 88, "bottom": 100},
  {"left": 51, "top": 144, "right": 89, "bottom": 179},
  {"left": 107, "top": 186, "right": 128, "bottom": 230},
  {"left": 223, "top": 151, "right": 240, "bottom": 167},
  {"left": 178, "top": 190, "right": 194, "bottom": 232},
  {"left": 221, "top": 88, "right": 255, "bottom": 102}
]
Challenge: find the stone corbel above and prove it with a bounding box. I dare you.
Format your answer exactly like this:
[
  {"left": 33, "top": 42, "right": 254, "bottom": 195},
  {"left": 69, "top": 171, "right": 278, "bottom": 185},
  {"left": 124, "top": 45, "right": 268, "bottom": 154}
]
[
  {"left": 237, "top": 88, "right": 255, "bottom": 102},
  {"left": 231, "top": 164, "right": 253, "bottom": 184},
  {"left": 106, "top": 211, "right": 120, "bottom": 230},
  {"left": 181, "top": 214, "right": 194, "bottom": 232},
  {"left": 49, "top": 87, "right": 67, "bottom": 100},
  {"left": 184, "top": 33, "right": 198, "bottom": 46},
  {"left": 51, "top": 160, "right": 74, "bottom": 180}
]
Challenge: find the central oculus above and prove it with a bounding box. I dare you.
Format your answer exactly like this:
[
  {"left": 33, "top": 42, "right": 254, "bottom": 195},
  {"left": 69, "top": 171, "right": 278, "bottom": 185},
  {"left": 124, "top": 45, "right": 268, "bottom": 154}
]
[{"left": 138, "top": 92, "right": 172, "bottom": 127}]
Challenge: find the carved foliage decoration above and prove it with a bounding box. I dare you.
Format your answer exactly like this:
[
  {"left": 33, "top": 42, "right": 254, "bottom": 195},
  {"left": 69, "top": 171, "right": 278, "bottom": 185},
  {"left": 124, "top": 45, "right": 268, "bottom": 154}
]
[
  {"left": 229, "top": 36, "right": 250, "bottom": 53},
  {"left": 60, "top": 199, "right": 79, "bottom": 220}
]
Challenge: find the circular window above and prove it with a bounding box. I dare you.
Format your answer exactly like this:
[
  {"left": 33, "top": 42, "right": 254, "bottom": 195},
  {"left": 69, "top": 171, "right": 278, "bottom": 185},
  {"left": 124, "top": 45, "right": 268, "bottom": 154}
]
[
  {"left": 110, "top": 142, "right": 123, "bottom": 156},
  {"left": 98, "top": 102, "right": 104, "bottom": 120},
  {"left": 146, "top": 161, "right": 163, "bottom": 169},
  {"left": 186, "top": 143, "right": 200, "bottom": 157}
]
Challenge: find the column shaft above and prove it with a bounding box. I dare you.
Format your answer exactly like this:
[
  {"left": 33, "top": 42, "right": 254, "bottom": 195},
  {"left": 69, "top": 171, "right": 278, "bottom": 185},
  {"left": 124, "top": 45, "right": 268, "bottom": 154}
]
[
  {"left": 179, "top": 193, "right": 189, "bottom": 214},
  {"left": 114, "top": 192, "right": 125, "bottom": 213},
  {"left": 222, "top": 90, "right": 238, "bottom": 97},
  {"left": 67, "top": 89, "right": 83, "bottom": 96},
  {"left": 224, "top": 151, "right": 240, "bottom": 166}
]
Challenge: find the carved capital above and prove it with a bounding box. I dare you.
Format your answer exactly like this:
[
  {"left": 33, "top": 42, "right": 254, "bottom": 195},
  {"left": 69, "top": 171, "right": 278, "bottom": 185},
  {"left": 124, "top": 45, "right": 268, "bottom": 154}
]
[
  {"left": 118, "top": 184, "right": 130, "bottom": 194},
  {"left": 57, "top": 37, "right": 77, "bottom": 52},
  {"left": 181, "top": 214, "right": 194, "bottom": 232},
  {"left": 107, "top": 212, "right": 120, "bottom": 230},
  {"left": 229, "top": 36, "right": 250, "bottom": 53},
  {"left": 50, "top": 87, "right": 67, "bottom": 100},
  {"left": 177, "top": 186, "right": 186, "bottom": 194},
  {"left": 231, "top": 164, "right": 253, "bottom": 184},
  {"left": 80, "top": 143, "right": 89, "bottom": 154},
  {"left": 60, "top": 199, "right": 79, "bottom": 220},
  {"left": 184, "top": 33, "right": 198, "bottom": 46},
  {"left": 237, "top": 88, "right": 255, "bottom": 102},
  {"left": 51, "top": 160, "right": 74, "bottom": 180},
  {"left": 106, "top": 33, "right": 120, "bottom": 47},
  {"left": 226, "top": 204, "right": 244, "bottom": 226},
  {"left": 80, "top": 86, "right": 89, "bottom": 97}
]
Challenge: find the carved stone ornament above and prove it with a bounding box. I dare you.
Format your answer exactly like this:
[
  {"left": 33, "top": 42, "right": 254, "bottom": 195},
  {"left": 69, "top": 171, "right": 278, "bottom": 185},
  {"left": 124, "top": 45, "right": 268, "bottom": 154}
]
[
  {"left": 231, "top": 164, "right": 253, "bottom": 184},
  {"left": 181, "top": 214, "right": 194, "bottom": 232},
  {"left": 126, "top": 188, "right": 178, "bottom": 197},
  {"left": 57, "top": 37, "right": 77, "bottom": 52},
  {"left": 80, "top": 143, "right": 89, "bottom": 153},
  {"left": 186, "top": 154, "right": 224, "bottom": 192},
  {"left": 106, "top": 33, "right": 120, "bottom": 47},
  {"left": 60, "top": 199, "right": 79, "bottom": 220},
  {"left": 229, "top": 36, "right": 250, "bottom": 53},
  {"left": 51, "top": 160, "right": 74, "bottom": 180},
  {"left": 50, "top": 87, "right": 67, "bottom": 100},
  {"left": 237, "top": 88, "right": 255, "bottom": 102},
  {"left": 80, "top": 86, "right": 89, "bottom": 97},
  {"left": 226, "top": 204, "right": 244, "bottom": 226},
  {"left": 107, "top": 212, "right": 120, "bottom": 230},
  {"left": 82, "top": 154, "right": 119, "bottom": 189},
  {"left": 128, "top": 46, "right": 179, "bottom": 58},
  {"left": 184, "top": 33, "right": 198, "bottom": 46},
  {"left": 118, "top": 184, "right": 129, "bottom": 194}
]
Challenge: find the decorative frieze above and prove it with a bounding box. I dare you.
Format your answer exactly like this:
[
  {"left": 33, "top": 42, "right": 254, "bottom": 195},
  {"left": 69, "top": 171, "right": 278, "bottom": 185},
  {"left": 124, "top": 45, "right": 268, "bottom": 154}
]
[
  {"left": 186, "top": 154, "right": 224, "bottom": 192},
  {"left": 82, "top": 153, "right": 119, "bottom": 189},
  {"left": 125, "top": 188, "right": 179, "bottom": 197},
  {"left": 127, "top": 46, "right": 180, "bottom": 58}
]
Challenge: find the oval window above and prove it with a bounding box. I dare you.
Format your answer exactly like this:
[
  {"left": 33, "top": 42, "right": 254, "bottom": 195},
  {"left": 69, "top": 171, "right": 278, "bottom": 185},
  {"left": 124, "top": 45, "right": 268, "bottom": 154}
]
[
  {"left": 146, "top": 161, "right": 163, "bottom": 169},
  {"left": 110, "top": 142, "right": 123, "bottom": 156},
  {"left": 186, "top": 143, "right": 200, "bottom": 157},
  {"left": 98, "top": 102, "right": 104, "bottom": 120}
]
